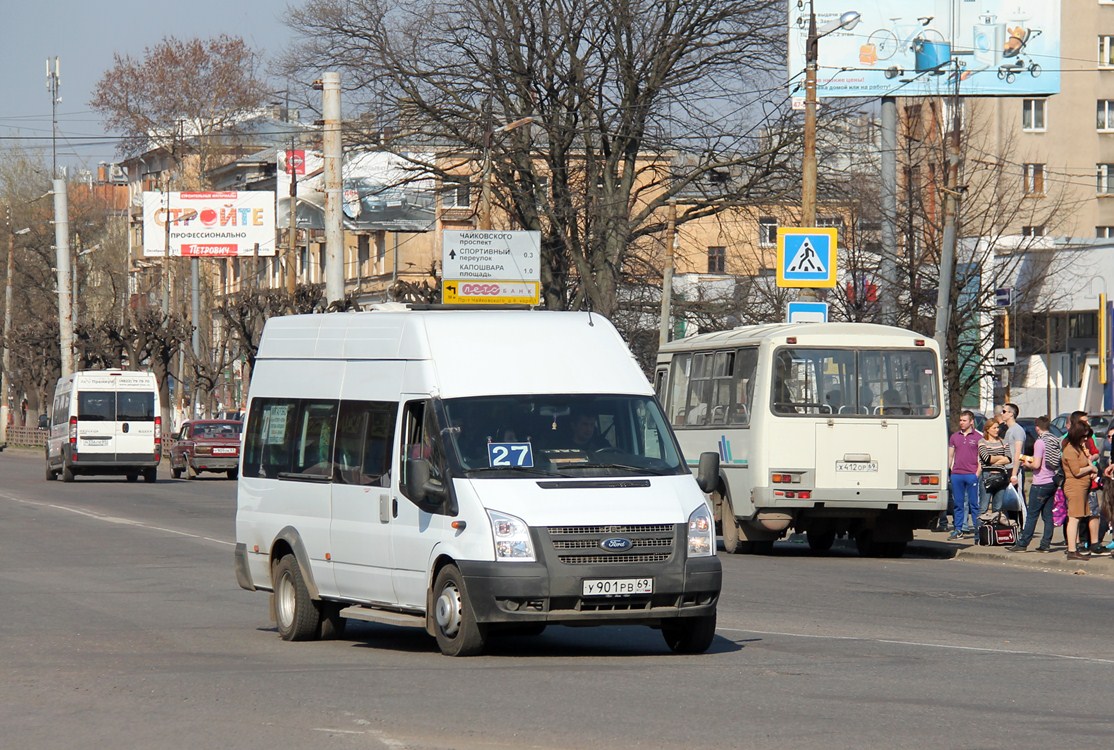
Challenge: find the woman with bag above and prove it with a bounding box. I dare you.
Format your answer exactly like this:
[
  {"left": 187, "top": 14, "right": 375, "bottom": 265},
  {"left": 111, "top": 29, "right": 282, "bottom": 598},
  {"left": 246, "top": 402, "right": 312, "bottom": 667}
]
[
  {"left": 978, "top": 421, "right": 1012, "bottom": 520},
  {"left": 1062, "top": 421, "right": 1102, "bottom": 560}
]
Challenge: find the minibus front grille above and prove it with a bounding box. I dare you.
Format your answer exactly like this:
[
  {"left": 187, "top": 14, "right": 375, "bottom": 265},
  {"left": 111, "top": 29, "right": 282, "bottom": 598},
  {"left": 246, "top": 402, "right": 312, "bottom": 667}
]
[{"left": 544, "top": 524, "right": 677, "bottom": 566}]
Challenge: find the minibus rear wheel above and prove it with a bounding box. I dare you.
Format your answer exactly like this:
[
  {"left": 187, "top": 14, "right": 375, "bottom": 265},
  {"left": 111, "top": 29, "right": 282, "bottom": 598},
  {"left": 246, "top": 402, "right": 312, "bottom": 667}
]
[
  {"left": 432, "top": 565, "right": 486, "bottom": 656},
  {"left": 274, "top": 555, "right": 321, "bottom": 641},
  {"left": 662, "top": 612, "right": 717, "bottom": 654}
]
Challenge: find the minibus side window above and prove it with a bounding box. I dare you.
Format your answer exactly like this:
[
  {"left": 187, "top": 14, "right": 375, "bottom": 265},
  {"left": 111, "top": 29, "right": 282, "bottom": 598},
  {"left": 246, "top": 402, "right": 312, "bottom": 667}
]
[
  {"left": 334, "top": 400, "right": 397, "bottom": 486},
  {"left": 292, "top": 401, "right": 340, "bottom": 476},
  {"left": 666, "top": 354, "right": 691, "bottom": 426},
  {"left": 400, "top": 401, "right": 445, "bottom": 501},
  {"left": 684, "top": 353, "right": 713, "bottom": 426},
  {"left": 730, "top": 348, "right": 758, "bottom": 425},
  {"left": 243, "top": 398, "right": 298, "bottom": 479}
]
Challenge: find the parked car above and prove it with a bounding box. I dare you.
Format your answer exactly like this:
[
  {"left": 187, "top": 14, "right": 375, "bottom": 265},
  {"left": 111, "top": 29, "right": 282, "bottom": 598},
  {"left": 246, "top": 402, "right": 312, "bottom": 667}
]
[{"left": 169, "top": 419, "right": 243, "bottom": 479}]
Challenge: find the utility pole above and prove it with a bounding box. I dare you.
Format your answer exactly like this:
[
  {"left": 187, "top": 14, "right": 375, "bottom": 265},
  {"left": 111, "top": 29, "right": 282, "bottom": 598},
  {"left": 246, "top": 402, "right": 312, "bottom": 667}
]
[
  {"left": 53, "top": 178, "right": 74, "bottom": 379},
  {"left": 879, "top": 97, "right": 898, "bottom": 326},
  {"left": 286, "top": 140, "right": 298, "bottom": 296},
  {"left": 658, "top": 201, "right": 677, "bottom": 347},
  {"left": 933, "top": 69, "right": 964, "bottom": 370},
  {"left": 320, "top": 72, "right": 344, "bottom": 306}
]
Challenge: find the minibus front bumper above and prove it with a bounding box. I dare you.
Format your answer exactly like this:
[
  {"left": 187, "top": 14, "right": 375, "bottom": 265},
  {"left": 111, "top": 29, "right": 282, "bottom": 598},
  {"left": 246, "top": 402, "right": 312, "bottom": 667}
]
[{"left": 456, "top": 526, "right": 721, "bottom": 626}]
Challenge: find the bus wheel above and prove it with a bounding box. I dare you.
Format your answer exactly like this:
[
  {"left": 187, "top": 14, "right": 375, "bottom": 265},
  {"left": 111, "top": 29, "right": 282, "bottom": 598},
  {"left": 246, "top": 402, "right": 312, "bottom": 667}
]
[
  {"left": 807, "top": 531, "right": 836, "bottom": 553},
  {"left": 750, "top": 540, "right": 775, "bottom": 555},
  {"left": 273, "top": 555, "right": 321, "bottom": 641},
  {"left": 143, "top": 468, "right": 157, "bottom": 483},
  {"left": 432, "top": 565, "right": 487, "bottom": 656},
  {"left": 62, "top": 463, "right": 75, "bottom": 483},
  {"left": 721, "top": 498, "right": 742, "bottom": 554},
  {"left": 662, "top": 612, "right": 717, "bottom": 654}
]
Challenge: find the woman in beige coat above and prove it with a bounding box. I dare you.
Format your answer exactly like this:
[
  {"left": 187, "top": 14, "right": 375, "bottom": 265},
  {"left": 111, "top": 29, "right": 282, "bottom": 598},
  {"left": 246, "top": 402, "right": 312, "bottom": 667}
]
[{"left": 1062, "top": 421, "right": 1100, "bottom": 561}]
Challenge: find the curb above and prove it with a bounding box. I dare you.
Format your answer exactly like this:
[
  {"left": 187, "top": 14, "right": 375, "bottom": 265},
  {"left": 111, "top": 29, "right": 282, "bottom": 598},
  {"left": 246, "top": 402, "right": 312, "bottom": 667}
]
[{"left": 911, "top": 531, "right": 1114, "bottom": 577}]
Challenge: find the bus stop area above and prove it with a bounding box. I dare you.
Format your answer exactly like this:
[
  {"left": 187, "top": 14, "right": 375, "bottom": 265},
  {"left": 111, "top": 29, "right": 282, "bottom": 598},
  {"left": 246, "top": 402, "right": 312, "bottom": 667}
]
[{"left": 903, "top": 527, "right": 1114, "bottom": 577}]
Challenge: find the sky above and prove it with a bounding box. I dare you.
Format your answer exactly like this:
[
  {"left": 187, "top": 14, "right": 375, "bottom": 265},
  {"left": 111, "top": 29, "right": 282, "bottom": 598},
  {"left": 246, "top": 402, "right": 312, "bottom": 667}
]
[{"left": 0, "top": 0, "right": 297, "bottom": 175}]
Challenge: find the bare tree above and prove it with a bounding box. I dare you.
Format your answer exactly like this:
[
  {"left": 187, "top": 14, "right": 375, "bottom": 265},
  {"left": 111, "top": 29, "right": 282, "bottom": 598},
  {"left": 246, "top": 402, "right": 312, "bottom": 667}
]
[
  {"left": 282, "top": 0, "right": 795, "bottom": 318},
  {"left": 90, "top": 36, "right": 270, "bottom": 179}
]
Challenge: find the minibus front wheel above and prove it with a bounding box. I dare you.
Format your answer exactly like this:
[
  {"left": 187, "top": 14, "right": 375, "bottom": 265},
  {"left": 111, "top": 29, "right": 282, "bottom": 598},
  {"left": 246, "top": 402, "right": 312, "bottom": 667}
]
[
  {"left": 432, "top": 565, "right": 487, "bottom": 657},
  {"left": 662, "top": 612, "right": 717, "bottom": 654}
]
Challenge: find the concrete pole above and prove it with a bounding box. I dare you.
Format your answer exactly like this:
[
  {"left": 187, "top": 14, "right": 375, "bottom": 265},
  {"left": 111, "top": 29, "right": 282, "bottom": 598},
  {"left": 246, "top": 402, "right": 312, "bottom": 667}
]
[
  {"left": 879, "top": 97, "right": 898, "bottom": 327},
  {"left": 933, "top": 98, "right": 963, "bottom": 373},
  {"left": 286, "top": 151, "right": 298, "bottom": 296},
  {"left": 191, "top": 255, "right": 200, "bottom": 413},
  {"left": 658, "top": 201, "right": 677, "bottom": 347},
  {"left": 322, "top": 72, "right": 345, "bottom": 306},
  {"left": 1, "top": 225, "right": 16, "bottom": 445},
  {"left": 53, "top": 178, "right": 74, "bottom": 379},
  {"left": 798, "top": 10, "right": 819, "bottom": 305}
]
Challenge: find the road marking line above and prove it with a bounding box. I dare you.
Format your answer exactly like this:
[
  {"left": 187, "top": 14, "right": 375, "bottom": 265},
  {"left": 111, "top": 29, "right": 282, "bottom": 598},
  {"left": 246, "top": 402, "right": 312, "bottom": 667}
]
[
  {"left": 0, "top": 491, "right": 234, "bottom": 546},
  {"left": 717, "top": 626, "right": 1114, "bottom": 665}
]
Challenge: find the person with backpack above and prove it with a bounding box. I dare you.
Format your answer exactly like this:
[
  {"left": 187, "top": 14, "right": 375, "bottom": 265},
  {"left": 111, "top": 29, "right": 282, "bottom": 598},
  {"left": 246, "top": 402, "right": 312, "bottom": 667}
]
[{"left": 1006, "top": 415, "right": 1059, "bottom": 553}]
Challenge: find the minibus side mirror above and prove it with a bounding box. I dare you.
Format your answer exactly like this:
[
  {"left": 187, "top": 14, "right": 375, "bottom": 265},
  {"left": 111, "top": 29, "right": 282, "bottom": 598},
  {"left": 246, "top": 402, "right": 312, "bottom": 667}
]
[
  {"left": 695, "top": 451, "right": 721, "bottom": 494},
  {"left": 406, "top": 458, "right": 447, "bottom": 510}
]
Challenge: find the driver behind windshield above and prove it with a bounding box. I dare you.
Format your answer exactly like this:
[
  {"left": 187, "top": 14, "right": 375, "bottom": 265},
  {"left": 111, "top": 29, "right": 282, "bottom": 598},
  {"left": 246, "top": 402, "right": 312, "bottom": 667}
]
[{"left": 569, "top": 411, "right": 609, "bottom": 452}]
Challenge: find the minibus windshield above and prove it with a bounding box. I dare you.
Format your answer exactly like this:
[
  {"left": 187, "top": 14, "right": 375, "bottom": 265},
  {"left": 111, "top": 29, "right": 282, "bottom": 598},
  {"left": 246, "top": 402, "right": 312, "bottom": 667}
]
[{"left": 440, "top": 395, "right": 688, "bottom": 478}]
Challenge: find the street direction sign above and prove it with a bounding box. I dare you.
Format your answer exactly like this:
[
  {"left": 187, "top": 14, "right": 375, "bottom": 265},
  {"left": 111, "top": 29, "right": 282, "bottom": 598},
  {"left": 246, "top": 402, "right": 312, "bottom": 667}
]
[
  {"left": 787, "top": 301, "right": 830, "bottom": 323},
  {"left": 442, "top": 230, "right": 541, "bottom": 305},
  {"left": 995, "top": 287, "right": 1013, "bottom": 307},
  {"left": 993, "top": 347, "right": 1016, "bottom": 367},
  {"left": 776, "top": 228, "right": 838, "bottom": 288}
]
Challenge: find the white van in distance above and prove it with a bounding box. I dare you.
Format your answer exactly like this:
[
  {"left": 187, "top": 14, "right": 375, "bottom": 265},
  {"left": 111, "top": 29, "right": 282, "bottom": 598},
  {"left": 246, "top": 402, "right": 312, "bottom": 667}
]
[
  {"left": 234, "top": 306, "right": 722, "bottom": 656},
  {"left": 45, "top": 370, "right": 163, "bottom": 483}
]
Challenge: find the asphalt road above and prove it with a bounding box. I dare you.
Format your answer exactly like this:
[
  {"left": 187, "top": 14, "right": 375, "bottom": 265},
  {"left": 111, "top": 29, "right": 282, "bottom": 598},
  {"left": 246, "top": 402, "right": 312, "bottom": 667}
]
[{"left": 1, "top": 447, "right": 1112, "bottom": 749}]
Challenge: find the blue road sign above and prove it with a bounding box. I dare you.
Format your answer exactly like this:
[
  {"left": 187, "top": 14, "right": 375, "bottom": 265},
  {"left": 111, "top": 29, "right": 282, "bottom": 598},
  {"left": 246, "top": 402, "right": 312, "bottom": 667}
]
[
  {"left": 777, "top": 228, "right": 838, "bottom": 288},
  {"left": 995, "top": 287, "right": 1012, "bottom": 307},
  {"left": 787, "top": 301, "right": 830, "bottom": 323}
]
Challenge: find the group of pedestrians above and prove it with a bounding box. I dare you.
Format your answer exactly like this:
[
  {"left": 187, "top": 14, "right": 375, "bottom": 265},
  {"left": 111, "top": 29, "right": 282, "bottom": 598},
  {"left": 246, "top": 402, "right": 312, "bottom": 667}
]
[{"left": 947, "top": 406, "right": 1114, "bottom": 560}]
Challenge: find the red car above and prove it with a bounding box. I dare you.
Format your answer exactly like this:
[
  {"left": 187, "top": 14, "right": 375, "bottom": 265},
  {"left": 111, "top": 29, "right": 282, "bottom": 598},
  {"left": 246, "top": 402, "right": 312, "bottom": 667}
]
[{"left": 169, "top": 419, "right": 243, "bottom": 479}]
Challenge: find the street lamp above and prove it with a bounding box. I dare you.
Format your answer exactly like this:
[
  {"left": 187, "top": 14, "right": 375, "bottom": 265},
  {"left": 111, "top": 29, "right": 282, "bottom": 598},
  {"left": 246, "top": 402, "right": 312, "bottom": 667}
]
[
  {"left": 802, "top": 3, "right": 860, "bottom": 227},
  {"left": 2, "top": 224, "right": 32, "bottom": 448},
  {"left": 479, "top": 116, "right": 539, "bottom": 230}
]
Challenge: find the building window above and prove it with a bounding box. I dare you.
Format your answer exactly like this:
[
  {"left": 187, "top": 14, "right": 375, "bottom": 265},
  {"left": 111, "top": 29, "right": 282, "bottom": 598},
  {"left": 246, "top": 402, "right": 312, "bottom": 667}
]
[
  {"left": 816, "top": 217, "right": 844, "bottom": 234},
  {"left": 758, "top": 217, "right": 777, "bottom": 247},
  {"left": 1098, "top": 164, "right": 1114, "bottom": 194},
  {"left": 1099, "top": 100, "right": 1114, "bottom": 131},
  {"left": 1101, "top": 35, "right": 1114, "bottom": 68},
  {"left": 1096, "top": 226, "right": 1114, "bottom": 238},
  {"left": 707, "top": 246, "right": 726, "bottom": 274},
  {"left": 1022, "top": 99, "right": 1046, "bottom": 131},
  {"left": 357, "top": 234, "right": 370, "bottom": 275},
  {"left": 1023, "top": 163, "right": 1045, "bottom": 195},
  {"left": 442, "top": 179, "right": 470, "bottom": 208},
  {"left": 1021, "top": 225, "right": 1044, "bottom": 237}
]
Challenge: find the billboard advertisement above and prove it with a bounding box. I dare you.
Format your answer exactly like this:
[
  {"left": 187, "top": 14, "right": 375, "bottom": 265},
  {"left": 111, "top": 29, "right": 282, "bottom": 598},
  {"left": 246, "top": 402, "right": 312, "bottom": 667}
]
[
  {"left": 277, "top": 150, "right": 438, "bottom": 234},
  {"left": 142, "top": 191, "right": 277, "bottom": 257},
  {"left": 788, "top": 0, "right": 1060, "bottom": 98}
]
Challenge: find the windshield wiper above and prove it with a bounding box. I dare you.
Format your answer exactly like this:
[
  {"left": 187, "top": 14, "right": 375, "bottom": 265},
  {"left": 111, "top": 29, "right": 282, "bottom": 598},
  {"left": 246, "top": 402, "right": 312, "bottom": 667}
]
[
  {"left": 562, "top": 462, "right": 669, "bottom": 475},
  {"left": 465, "top": 465, "right": 565, "bottom": 477}
]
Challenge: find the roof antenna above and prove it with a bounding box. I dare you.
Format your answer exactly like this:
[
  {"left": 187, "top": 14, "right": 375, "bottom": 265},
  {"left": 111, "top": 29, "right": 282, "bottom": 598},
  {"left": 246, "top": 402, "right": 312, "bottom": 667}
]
[{"left": 584, "top": 294, "right": 594, "bottom": 326}]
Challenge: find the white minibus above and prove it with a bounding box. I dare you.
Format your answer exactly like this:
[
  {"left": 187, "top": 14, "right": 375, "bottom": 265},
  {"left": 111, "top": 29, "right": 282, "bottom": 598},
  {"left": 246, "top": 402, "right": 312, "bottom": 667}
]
[
  {"left": 234, "top": 306, "right": 722, "bottom": 656},
  {"left": 45, "top": 370, "right": 163, "bottom": 483},
  {"left": 656, "top": 323, "right": 947, "bottom": 558}
]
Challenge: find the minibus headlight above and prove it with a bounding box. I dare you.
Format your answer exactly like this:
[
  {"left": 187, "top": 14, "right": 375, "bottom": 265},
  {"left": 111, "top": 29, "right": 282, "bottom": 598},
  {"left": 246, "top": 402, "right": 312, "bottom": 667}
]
[
  {"left": 487, "top": 510, "right": 536, "bottom": 562},
  {"left": 687, "top": 504, "right": 715, "bottom": 557}
]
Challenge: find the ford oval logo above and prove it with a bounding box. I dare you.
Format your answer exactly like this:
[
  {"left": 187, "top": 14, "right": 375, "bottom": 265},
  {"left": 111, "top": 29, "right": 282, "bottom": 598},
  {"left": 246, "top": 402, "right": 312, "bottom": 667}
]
[{"left": 600, "top": 537, "right": 633, "bottom": 552}]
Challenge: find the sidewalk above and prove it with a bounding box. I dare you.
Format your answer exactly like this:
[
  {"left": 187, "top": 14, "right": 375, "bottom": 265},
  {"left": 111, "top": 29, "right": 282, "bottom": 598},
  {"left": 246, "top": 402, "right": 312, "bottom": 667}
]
[{"left": 908, "top": 527, "right": 1114, "bottom": 577}]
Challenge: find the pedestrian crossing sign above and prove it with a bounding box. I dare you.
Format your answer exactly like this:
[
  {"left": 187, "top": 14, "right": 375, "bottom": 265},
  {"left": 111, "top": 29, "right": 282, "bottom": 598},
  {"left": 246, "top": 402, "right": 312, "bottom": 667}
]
[{"left": 776, "top": 227, "right": 838, "bottom": 288}]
